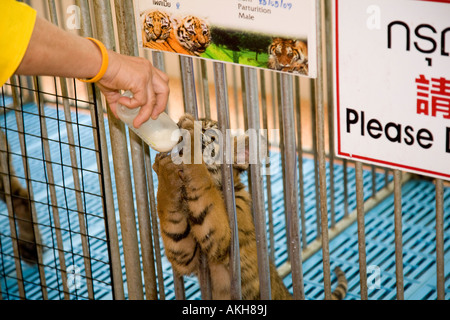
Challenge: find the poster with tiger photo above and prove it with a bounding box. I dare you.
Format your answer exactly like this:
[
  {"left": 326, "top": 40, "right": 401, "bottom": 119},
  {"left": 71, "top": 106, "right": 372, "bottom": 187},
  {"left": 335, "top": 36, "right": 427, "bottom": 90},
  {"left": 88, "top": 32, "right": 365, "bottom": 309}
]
[{"left": 134, "top": 0, "right": 317, "bottom": 78}]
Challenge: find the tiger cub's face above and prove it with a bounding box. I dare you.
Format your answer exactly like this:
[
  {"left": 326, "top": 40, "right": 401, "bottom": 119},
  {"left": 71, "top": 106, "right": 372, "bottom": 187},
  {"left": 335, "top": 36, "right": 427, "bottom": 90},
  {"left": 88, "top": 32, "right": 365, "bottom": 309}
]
[
  {"left": 176, "top": 15, "right": 211, "bottom": 56},
  {"left": 142, "top": 10, "right": 172, "bottom": 43},
  {"left": 268, "top": 38, "right": 308, "bottom": 72}
]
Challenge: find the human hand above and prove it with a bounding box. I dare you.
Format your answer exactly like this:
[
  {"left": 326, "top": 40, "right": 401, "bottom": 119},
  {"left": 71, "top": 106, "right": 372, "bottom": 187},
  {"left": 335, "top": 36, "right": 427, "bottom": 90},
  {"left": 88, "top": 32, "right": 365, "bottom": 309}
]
[{"left": 96, "top": 50, "right": 169, "bottom": 128}]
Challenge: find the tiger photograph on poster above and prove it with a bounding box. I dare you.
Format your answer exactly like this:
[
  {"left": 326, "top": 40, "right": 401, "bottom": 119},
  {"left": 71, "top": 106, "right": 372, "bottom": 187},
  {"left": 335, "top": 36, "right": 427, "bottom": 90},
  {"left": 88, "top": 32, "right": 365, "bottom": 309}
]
[
  {"left": 267, "top": 37, "right": 308, "bottom": 75},
  {"left": 140, "top": 9, "right": 211, "bottom": 57}
]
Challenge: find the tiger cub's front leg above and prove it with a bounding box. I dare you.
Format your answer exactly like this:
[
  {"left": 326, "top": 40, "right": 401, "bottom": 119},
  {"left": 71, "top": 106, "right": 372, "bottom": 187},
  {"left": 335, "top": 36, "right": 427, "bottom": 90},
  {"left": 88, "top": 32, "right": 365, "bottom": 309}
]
[
  {"left": 153, "top": 153, "right": 199, "bottom": 276},
  {"left": 178, "top": 163, "right": 231, "bottom": 263}
]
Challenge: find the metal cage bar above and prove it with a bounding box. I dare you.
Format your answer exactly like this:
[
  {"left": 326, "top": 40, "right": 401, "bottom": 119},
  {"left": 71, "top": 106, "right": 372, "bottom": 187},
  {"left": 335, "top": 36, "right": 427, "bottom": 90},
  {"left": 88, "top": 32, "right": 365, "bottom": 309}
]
[
  {"left": 275, "top": 74, "right": 289, "bottom": 259},
  {"left": 435, "top": 178, "right": 445, "bottom": 300},
  {"left": 149, "top": 51, "right": 169, "bottom": 300},
  {"left": 315, "top": 0, "right": 332, "bottom": 300},
  {"left": 76, "top": 0, "right": 124, "bottom": 301},
  {"left": 243, "top": 67, "right": 271, "bottom": 299},
  {"left": 179, "top": 55, "right": 212, "bottom": 300},
  {"left": 393, "top": 170, "right": 404, "bottom": 300},
  {"left": 280, "top": 73, "right": 305, "bottom": 300},
  {"left": 0, "top": 110, "right": 25, "bottom": 299},
  {"left": 259, "top": 70, "right": 276, "bottom": 263},
  {"left": 34, "top": 75, "right": 74, "bottom": 299},
  {"left": 325, "top": 0, "right": 336, "bottom": 228},
  {"left": 294, "top": 76, "right": 307, "bottom": 249},
  {"left": 113, "top": 0, "right": 159, "bottom": 300},
  {"left": 355, "top": 162, "right": 368, "bottom": 300},
  {"left": 47, "top": 0, "right": 94, "bottom": 300},
  {"left": 197, "top": 59, "right": 211, "bottom": 120},
  {"left": 213, "top": 62, "right": 242, "bottom": 300},
  {"left": 10, "top": 76, "right": 47, "bottom": 299},
  {"left": 310, "top": 79, "right": 321, "bottom": 239}
]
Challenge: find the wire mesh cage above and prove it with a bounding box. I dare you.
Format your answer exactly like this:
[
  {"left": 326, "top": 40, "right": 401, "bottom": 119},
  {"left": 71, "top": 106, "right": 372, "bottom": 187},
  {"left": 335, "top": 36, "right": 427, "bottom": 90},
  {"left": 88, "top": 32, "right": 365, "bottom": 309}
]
[{"left": 0, "top": 75, "right": 114, "bottom": 300}]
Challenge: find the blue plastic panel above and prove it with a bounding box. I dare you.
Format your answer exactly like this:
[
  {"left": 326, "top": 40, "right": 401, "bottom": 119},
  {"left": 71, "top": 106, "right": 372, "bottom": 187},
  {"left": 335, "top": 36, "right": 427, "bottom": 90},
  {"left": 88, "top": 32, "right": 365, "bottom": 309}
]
[{"left": 0, "top": 102, "right": 448, "bottom": 300}]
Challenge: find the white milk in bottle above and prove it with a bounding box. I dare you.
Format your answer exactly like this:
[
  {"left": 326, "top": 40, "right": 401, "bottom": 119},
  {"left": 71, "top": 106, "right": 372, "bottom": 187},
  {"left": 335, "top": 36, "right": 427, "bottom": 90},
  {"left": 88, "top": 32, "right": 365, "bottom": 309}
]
[{"left": 116, "top": 91, "right": 180, "bottom": 152}]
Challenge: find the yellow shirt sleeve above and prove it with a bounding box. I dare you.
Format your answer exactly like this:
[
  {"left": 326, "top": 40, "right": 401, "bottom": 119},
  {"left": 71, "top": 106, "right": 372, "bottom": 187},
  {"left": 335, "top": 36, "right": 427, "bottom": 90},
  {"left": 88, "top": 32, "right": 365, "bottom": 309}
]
[{"left": 0, "top": 0, "right": 37, "bottom": 87}]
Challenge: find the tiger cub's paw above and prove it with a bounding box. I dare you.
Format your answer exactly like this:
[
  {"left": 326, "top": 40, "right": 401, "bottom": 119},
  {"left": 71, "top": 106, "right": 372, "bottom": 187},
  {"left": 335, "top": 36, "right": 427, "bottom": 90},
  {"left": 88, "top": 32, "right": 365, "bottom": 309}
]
[
  {"left": 177, "top": 113, "right": 195, "bottom": 132},
  {"left": 177, "top": 113, "right": 203, "bottom": 142}
]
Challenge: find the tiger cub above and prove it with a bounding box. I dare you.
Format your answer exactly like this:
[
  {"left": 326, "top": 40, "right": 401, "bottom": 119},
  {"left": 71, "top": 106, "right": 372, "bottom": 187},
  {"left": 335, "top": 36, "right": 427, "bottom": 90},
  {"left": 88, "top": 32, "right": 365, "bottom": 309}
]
[
  {"left": 141, "top": 10, "right": 172, "bottom": 46},
  {"left": 153, "top": 114, "right": 348, "bottom": 300},
  {"left": 174, "top": 15, "right": 211, "bottom": 56},
  {"left": 0, "top": 130, "right": 40, "bottom": 264},
  {"left": 268, "top": 38, "right": 308, "bottom": 74}
]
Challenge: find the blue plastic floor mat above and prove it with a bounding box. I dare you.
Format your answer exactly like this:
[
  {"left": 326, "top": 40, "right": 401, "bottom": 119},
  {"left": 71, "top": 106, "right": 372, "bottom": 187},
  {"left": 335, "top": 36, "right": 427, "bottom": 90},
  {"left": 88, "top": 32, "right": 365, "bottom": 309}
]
[{"left": 0, "top": 103, "right": 448, "bottom": 300}]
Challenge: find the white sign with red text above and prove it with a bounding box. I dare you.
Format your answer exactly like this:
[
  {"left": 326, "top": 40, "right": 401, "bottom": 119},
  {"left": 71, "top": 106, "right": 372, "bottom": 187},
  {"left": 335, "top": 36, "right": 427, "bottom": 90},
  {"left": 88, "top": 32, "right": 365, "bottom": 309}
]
[{"left": 334, "top": 0, "right": 450, "bottom": 180}]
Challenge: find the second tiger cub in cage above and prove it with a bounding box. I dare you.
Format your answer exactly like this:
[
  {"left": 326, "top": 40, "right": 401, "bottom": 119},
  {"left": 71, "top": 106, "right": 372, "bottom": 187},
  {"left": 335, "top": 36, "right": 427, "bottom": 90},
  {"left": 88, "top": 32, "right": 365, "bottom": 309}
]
[{"left": 153, "top": 114, "right": 347, "bottom": 300}]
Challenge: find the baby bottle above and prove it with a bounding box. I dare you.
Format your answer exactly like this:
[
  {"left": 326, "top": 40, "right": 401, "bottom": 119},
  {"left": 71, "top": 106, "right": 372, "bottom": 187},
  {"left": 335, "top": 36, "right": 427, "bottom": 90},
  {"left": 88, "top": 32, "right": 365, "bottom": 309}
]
[{"left": 116, "top": 91, "right": 181, "bottom": 152}]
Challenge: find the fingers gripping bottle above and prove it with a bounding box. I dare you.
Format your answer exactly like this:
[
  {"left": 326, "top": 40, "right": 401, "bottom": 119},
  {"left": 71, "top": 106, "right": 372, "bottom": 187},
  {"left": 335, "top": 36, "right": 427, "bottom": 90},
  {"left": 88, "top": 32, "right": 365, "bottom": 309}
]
[{"left": 116, "top": 91, "right": 181, "bottom": 152}]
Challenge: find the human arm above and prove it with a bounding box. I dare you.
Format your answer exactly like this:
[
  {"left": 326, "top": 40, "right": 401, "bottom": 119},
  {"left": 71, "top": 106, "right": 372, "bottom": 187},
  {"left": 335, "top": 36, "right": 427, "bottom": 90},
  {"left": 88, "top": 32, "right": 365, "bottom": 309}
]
[{"left": 15, "top": 16, "right": 169, "bottom": 128}]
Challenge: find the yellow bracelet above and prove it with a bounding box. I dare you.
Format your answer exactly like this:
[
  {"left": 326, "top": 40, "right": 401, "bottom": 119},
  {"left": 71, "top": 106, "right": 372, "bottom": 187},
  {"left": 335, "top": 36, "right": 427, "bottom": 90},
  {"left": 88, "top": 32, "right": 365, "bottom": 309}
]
[{"left": 78, "top": 37, "right": 109, "bottom": 83}]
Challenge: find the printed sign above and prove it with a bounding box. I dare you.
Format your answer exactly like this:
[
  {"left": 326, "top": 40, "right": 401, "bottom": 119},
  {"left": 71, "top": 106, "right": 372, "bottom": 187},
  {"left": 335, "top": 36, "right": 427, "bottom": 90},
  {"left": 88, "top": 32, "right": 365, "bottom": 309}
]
[
  {"left": 334, "top": 0, "right": 450, "bottom": 180},
  {"left": 134, "top": 0, "right": 317, "bottom": 77}
]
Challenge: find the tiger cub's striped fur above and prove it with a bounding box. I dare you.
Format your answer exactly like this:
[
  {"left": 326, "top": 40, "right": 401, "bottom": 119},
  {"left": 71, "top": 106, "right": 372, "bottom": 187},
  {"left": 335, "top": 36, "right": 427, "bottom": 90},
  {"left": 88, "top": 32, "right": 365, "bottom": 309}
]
[
  {"left": 153, "top": 114, "right": 347, "bottom": 299},
  {"left": 141, "top": 10, "right": 172, "bottom": 46},
  {"left": 268, "top": 38, "right": 308, "bottom": 74},
  {"left": 0, "top": 130, "right": 40, "bottom": 264}
]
